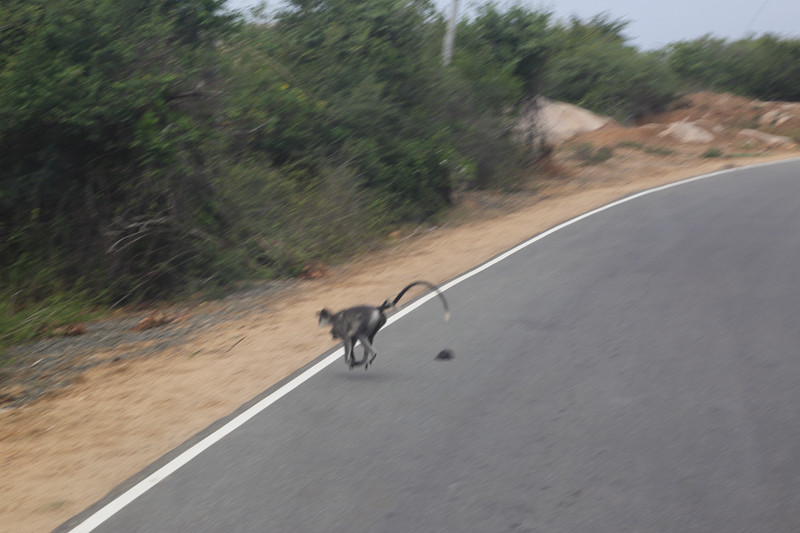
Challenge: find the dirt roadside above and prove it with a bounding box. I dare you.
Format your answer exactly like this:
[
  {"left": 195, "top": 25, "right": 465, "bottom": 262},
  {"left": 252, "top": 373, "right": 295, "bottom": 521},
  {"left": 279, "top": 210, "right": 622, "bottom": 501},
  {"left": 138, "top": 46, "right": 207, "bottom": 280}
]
[{"left": 2, "top": 94, "right": 800, "bottom": 533}]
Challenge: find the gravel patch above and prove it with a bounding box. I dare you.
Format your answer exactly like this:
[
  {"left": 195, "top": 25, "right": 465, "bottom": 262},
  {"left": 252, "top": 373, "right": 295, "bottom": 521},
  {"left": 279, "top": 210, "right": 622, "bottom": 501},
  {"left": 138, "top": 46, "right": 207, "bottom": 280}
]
[{"left": 0, "top": 280, "right": 295, "bottom": 408}]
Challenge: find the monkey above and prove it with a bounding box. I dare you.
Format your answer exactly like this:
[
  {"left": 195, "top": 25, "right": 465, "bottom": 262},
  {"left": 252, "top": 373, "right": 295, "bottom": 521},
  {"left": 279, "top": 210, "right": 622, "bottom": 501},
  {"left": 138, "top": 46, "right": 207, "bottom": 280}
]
[{"left": 318, "top": 281, "right": 449, "bottom": 370}]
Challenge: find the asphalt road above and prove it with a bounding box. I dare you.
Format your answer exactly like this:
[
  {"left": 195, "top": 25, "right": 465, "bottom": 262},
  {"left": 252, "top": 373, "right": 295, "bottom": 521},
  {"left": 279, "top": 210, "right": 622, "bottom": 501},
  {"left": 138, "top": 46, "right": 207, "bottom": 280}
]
[{"left": 61, "top": 160, "right": 800, "bottom": 532}]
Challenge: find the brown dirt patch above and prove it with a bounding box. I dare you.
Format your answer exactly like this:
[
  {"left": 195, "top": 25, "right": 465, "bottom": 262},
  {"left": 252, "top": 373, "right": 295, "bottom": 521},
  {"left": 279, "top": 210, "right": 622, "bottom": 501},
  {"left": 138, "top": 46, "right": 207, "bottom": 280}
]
[{"left": 2, "top": 94, "right": 799, "bottom": 533}]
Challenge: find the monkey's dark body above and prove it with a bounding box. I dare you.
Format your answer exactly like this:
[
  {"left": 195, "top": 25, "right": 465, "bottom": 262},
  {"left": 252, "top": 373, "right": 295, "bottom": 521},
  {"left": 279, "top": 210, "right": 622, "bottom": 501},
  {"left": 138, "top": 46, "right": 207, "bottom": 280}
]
[
  {"left": 318, "top": 281, "right": 449, "bottom": 370},
  {"left": 327, "top": 305, "right": 387, "bottom": 369}
]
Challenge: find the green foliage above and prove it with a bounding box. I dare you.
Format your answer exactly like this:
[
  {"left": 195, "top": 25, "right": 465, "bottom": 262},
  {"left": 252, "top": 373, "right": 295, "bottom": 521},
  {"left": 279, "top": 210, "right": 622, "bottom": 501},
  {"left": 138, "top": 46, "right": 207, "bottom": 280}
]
[
  {"left": 665, "top": 36, "right": 728, "bottom": 89},
  {"left": 2, "top": 0, "right": 532, "bottom": 341},
  {"left": 455, "top": 2, "right": 552, "bottom": 95},
  {"left": 0, "top": 247, "right": 107, "bottom": 355},
  {"left": 618, "top": 141, "right": 674, "bottom": 156},
  {"left": 617, "top": 140, "right": 645, "bottom": 150},
  {"left": 571, "top": 143, "right": 613, "bottom": 165},
  {"left": 542, "top": 15, "right": 678, "bottom": 120},
  {"left": 666, "top": 34, "right": 800, "bottom": 101},
  {"left": 701, "top": 147, "right": 724, "bottom": 158},
  {"left": 266, "top": 0, "right": 461, "bottom": 219},
  {"left": 0, "top": 288, "right": 105, "bottom": 359},
  {"left": 0, "top": 0, "right": 237, "bottom": 304},
  {"left": 213, "top": 157, "right": 392, "bottom": 275},
  {"left": 228, "top": 0, "right": 528, "bottom": 221}
]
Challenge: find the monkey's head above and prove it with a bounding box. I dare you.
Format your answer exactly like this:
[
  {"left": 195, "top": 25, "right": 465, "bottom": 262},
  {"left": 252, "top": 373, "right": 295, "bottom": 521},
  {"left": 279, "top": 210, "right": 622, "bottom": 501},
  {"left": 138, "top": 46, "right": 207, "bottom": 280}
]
[{"left": 318, "top": 308, "right": 333, "bottom": 327}]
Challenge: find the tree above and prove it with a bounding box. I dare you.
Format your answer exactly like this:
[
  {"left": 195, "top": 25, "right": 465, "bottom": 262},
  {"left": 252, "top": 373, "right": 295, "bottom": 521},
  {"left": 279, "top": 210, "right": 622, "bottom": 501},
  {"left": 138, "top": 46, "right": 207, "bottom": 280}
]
[
  {"left": 456, "top": 3, "right": 552, "bottom": 96},
  {"left": 542, "top": 15, "right": 677, "bottom": 120},
  {"left": 666, "top": 35, "right": 800, "bottom": 101},
  {"left": 0, "top": 0, "right": 237, "bottom": 300},
  {"left": 257, "top": 0, "right": 458, "bottom": 219}
]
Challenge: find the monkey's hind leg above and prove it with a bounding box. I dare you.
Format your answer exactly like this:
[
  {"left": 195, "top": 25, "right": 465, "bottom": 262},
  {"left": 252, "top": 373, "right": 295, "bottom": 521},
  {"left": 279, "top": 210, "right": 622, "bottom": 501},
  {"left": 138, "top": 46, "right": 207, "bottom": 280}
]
[
  {"left": 366, "top": 331, "right": 381, "bottom": 367},
  {"left": 345, "top": 337, "right": 369, "bottom": 369},
  {"left": 356, "top": 334, "right": 378, "bottom": 370}
]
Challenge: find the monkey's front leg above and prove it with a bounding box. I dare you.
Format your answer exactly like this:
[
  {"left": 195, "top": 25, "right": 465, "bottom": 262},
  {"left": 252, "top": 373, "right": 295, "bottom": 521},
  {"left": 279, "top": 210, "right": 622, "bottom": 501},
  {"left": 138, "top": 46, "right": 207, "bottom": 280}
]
[{"left": 342, "top": 337, "right": 356, "bottom": 369}]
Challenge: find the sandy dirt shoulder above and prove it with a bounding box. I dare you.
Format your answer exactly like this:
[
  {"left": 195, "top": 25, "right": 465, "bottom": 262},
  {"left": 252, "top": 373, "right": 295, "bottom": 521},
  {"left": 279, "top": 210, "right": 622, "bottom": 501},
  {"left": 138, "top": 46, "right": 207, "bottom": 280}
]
[{"left": 2, "top": 147, "right": 799, "bottom": 532}]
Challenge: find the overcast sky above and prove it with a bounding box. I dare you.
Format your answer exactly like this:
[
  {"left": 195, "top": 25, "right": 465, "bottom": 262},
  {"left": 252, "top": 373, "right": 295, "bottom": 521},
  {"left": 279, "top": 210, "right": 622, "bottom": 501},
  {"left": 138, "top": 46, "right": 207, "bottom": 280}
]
[{"left": 225, "top": 0, "right": 800, "bottom": 50}]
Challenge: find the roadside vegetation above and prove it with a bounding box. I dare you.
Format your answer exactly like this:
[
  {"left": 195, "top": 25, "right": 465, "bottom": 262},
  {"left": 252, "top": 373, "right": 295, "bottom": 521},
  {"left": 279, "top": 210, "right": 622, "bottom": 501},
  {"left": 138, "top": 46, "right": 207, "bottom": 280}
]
[{"left": 1, "top": 0, "right": 799, "bottom": 355}]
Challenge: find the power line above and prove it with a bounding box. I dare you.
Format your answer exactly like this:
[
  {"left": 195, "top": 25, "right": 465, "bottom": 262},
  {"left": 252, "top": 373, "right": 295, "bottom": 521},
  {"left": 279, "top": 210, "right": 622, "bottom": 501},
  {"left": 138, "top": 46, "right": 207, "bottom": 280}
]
[{"left": 745, "top": 0, "right": 770, "bottom": 36}]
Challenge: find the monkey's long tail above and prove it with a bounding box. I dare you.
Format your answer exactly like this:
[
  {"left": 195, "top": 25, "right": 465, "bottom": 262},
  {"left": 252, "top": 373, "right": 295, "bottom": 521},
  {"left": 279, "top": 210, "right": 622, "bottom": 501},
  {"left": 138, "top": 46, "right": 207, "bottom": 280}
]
[{"left": 390, "top": 280, "right": 450, "bottom": 322}]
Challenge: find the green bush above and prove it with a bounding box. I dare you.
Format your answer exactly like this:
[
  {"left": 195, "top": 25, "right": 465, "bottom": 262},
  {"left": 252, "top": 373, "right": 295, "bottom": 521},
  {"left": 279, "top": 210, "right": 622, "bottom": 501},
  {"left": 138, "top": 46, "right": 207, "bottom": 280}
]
[
  {"left": 455, "top": 3, "right": 552, "bottom": 96},
  {"left": 542, "top": 16, "right": 678, "bottom": 120},
  {"left": 572, "top": 143, "right": 613, "bottom": 165},
  {"left": 701, "top": 147, "right": 724, "bottom": 158},
  {"left": 2, "top": 0, "right": 536, "bottom": 331},
  {"left": 666, "top": 34, "right": 800, "bottom": 101},
  {"left": 0, "top": 0, "right": 238, "bottom": 302}
]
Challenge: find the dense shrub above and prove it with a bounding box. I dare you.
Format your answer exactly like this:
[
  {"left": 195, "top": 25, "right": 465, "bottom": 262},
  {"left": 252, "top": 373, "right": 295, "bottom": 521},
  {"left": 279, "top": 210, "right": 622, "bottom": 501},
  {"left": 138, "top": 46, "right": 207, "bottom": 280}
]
[
  {"left": 0, "top": 0, "right": 528, "bottom": 328},
  {"left": 667, "top": 34, "right": 800, "bottom": 101},
  {"left": 0, "top": 0, "right": 237, "bottom": 303},
  {"left": 541, "top": 15, "right": 678, "bottom": 120}
]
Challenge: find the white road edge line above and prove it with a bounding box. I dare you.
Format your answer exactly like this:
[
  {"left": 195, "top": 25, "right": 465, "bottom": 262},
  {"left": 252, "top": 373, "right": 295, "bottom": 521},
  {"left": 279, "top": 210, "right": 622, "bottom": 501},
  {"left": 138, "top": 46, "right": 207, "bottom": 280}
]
[{"left": 65, "top": 157, "right": 798, "bottom": 532}]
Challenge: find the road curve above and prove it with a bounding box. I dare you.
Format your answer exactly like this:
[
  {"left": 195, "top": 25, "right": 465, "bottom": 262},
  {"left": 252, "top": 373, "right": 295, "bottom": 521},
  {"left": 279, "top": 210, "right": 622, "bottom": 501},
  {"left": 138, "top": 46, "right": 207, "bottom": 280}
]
[{"left": 60, "top": 159, "right": 800, "bottom": 533}]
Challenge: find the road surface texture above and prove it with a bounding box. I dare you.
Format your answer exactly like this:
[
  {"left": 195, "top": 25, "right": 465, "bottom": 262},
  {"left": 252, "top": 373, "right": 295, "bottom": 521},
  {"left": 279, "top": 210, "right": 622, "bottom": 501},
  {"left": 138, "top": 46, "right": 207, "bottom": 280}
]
[{"left": 61, "top": 160, "right": 800, "bottom": 532}]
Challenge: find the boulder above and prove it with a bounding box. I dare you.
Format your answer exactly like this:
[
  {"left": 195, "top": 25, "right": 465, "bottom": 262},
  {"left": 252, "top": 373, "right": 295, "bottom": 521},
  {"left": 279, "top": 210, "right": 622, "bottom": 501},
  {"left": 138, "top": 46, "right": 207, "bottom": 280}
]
[
  {"left": 737, "top": 129, "right": 794, "bottom": 147},
  {"left": 518, "top": 98, "right": 614, "bottom": 145},
  {"left": 657, "top": 121, "right": 714, "bottom": 144}
]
